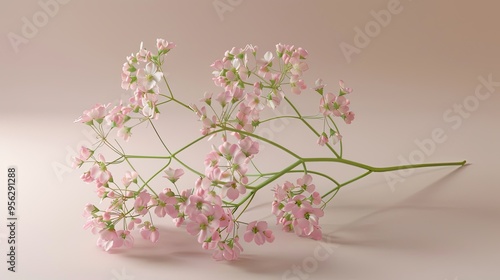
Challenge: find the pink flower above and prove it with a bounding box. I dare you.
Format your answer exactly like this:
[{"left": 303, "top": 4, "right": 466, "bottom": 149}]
[
  {"left": 115, "top": 230, "right": 134, "bottom": 248},
  {"left": 83, "top": 217, "right": 105, "bottom": 235},
  {"left": 105, "top": 103, "right": 131, "bottom": 128},
  {"left": 156, "top": 38, "right": 175, "bottom": 53},
  {"left": 339, "top": 80, "right": 353, "bottom": 95},
  {"left": 117, "top": 126, "right": 132, "bottom": 141},
  {"left": 297, "top": 174, "right": 315, "bottom": 193},
  {"left": 293, "top": 207, "right": 324, "bottom": 236},
  {"left": 75, "top": 103, "right": 109, "bottom": 124},
  {"left": 289, "top": 57, "right": 309, "bottom": 76},
  {"left": 89, "top": 156, "right": 112, "bottom": 187},
  {"left": 238, "top": 137, "right": 259, "bottom": 157},
  {"left": 122, "top": 171, "right": 138, "bottom": 187},
  {"left": 343, "top": 111, "right": 355, "bottom": 124},
  {"left": 82, "top": 203, "right": 96, "bottom": 218},
  {"left": 153, "top": 191, "right": 177, "bottom": 218},
  {"left": 139, "top": 223, "right": 160, "bottom": 243},
  {"left": 127, "top": 217, "right": 141, "bottom": 230},
  {"left": 186, "top": 214, "right": 220, "bottom": 244},
  {"left": 163, "top": 167, "right": 185, "bottom": 183},
  {"left": 290, "top": 75, "right": 307, "bottom": 95},
  {"left": 221, "top": 181, "right": 246, "bottom": 201},
  {"left": 80, "top": 171, "right": 93, "bottom": 183},
  {"left": 317, "top": 133, "right": 328, "bottom": 146},
  {"left": 72, "top": 146, "right": 92, "bottom": 168},
  {"left": 134, "top": 190, "right": 151, "bottom": 216},
  {"left": 212, "top": 238, "right": 243, "bottom": 261},
  {"left": 97, "top": 228, "right": 118, "bottom": 251},
  {"left": 243, "top": 221, "right": 275, "bottom": 245},
  {"left": 319, "top": 93, "right": 336, "bottom": 116},
  {"left": 313, "top": 78, "right": 326, "bottom": 94},
  {"left": 332, "top": 95, "right": 350, "bottom": 117}
]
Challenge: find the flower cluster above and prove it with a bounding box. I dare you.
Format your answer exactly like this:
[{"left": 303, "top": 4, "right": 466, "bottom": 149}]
[
  {"left": 272, "top": 175, "right": 324, "bottom": 240},
  {"left": 74, "top": 39, "right": 465, "bottom": 261}
]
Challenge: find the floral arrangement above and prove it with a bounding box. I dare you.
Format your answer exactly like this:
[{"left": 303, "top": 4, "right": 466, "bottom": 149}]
[{"left": 74, "top": 39, "right": 466, "bottom": 260}]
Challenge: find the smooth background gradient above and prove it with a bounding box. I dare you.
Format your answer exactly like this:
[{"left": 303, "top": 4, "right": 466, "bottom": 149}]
[{"left": 1, "top": 1, "right": 499, "bottom": 279}]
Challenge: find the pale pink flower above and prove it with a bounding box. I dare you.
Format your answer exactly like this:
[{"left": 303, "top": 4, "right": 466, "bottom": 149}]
[
  {"left": 313, "top": 78, "right": 326, "bottom": 94},
  {"left": 80, "top": 171, "right": 93, "bottom": 183},
  {"left": 153, "top": 191, "right": 177, "bottom": 218},
  {"left": 90, "top": 161, "right": 112, "bottom": 187},
  {"left": 105, "top": 103, "right": 131, "bottom": 128},
  {"left": 200, "top": 92, "right": 213, "bottom": 105},
  {"left": 186, "top": 214, "right": 220, "bottom": 244},
  {"left": 83, "top": 203, "right": 96, "bottom": 218},
  {"left": 122, "top": 170, "right": 138, "bottom": 187},
  {"left": 72, "top": 146, "right": 92, "bottom": 168},
  {"left": 134, "top": 190, "right": 151, "bottom": 216},
  {"left": 311, "top": 191, "right": 322, "bottom": 205},
  {"left": 75, "top": 103, "right": 109, "bottom": 124},
  {"left": 97, "top": 228, "right": 118, "bottom": 251},
  {"left": 204, "top": 150, "right": 220, "bottom": 168},
  {"left": 202, "top": 231, "right": 221, "bottom": 251},
  {"left": 339, "top": 80, "right": 353, "bottom": 95},
  {"left": 293, "top": 207, "right": 324, "bottom": 236},
  {"left": 141, "top": 93, "right": 159, "bottom": 119},
  {"left": 317, "top": 133, "right": 328, "bottom": 146},
  {"left": 319, "top": 93, "right": 336, "bottom": 116},
  {"left": 83, "top": 217, "right": 105, "bottom": 235},
  {"left": 343, "top": 111, "right": 355, "bottom": 124},
  {"left": 140, "top": 223, "right": 160, "bottom": 243},
  {"left": 290, "top": 75, "right": 307, "bottom": 95},
  {"left": 332, "top": 95, "right": 350, "bottom": 117},
  {"left": 115, "top": 230, "right": 134, "bottom": 248},
  {"left": 163, "top": 167, "right": 185, "bottom": 183},
  {"left": 297, "top": 174, "right": 315, "bottom": 193},
  {"left": 212, "top": 238, "right": 243, "bottom": 261},
  {"left": 221, "top": 181, "right": 246, "bottom": 201},
  {"left": 238, "top": 137, "right": 259, "bottom": 157},
  {"left": 127, "top": 217, "right": 142, "bottom": 230},
  {"left": 331, "top": 131, "right": 342, "bottom": 145},
  {"left": 243, "top": 221, "right": 275, "bottom": 245},
  {"left": 156, "top": 38, "right": 176, "bottom": 53},
  {"left": 117, "top": 126, "right": 132, "bottom": 141},
  {"left": 137, "top": 62, "right": 163, "bottom": 91},
  {"left": 289, "top": 56, "right": 309, "bottom": 76}
]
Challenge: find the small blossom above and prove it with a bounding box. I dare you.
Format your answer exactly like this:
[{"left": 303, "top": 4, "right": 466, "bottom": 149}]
[
  {"left": 243, "top": 221, "right": 275, "bottom": 245},
  {"left": 122, "top": 171, "right": 138, "bottom": 187},
  {"left": 163, "top": 167, "right": 185, "bottom": 183}
]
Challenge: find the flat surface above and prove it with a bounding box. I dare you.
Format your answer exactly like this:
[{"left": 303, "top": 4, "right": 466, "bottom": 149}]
[{"left": 1, "top": 1, "right": 499, "bottom": 279}]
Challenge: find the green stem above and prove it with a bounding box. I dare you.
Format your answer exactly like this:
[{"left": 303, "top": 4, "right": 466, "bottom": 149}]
[
  {"left": 322, "top": 170, "right": 372, "bottom": 200},
  {"left": 284, "top": 97, "right": 341, "bottom": 158},
  {"left": 302, "top": 157, "right": 466, "bottom": 172}
]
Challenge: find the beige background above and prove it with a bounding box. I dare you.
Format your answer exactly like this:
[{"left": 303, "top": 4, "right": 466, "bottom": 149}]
[{"left": 1, "top": 0, "right": 499, "bottom": 279}]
